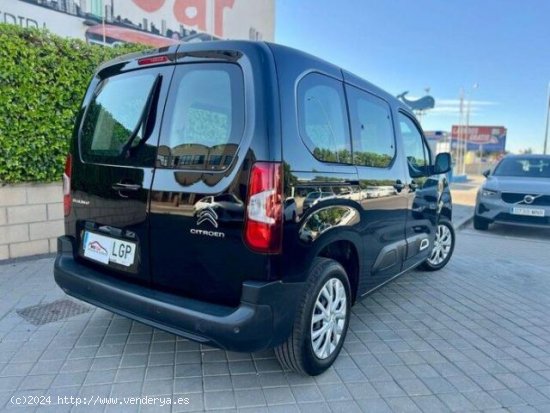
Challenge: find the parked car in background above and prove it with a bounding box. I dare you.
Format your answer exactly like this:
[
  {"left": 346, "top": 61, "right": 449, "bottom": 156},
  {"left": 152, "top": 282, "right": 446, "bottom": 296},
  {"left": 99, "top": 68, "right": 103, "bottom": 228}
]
[
  {"left": 302, "top": 191, "right": 336, "bottom": 211},
  {"left": 474, "top": 154, "right": 550, "bottom": 230}
]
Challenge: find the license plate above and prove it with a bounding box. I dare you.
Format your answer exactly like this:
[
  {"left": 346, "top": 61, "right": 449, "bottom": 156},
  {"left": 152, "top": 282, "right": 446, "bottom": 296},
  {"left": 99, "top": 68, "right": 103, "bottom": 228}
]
[
  {"left": 82, "top": 231, "right": 136, "bottom": 267},
  {"left": 511, "top": 207, "right": 545, "bottom": 217}
]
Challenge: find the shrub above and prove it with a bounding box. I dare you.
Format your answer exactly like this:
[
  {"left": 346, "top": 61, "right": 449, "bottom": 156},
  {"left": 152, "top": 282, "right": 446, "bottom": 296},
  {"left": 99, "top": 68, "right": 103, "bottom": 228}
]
[{"left": 0, "top": 24, "right": 148, "bottom": 183}]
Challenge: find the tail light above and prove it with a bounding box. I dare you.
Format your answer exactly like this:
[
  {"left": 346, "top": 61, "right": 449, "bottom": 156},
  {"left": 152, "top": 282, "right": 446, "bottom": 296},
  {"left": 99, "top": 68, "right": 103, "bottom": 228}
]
[
  {"left": 244, "top": 162, "right": 283, "bottom": 254},
  {"left": 63, "top": 154, "right": 72, "bottom": 217}
]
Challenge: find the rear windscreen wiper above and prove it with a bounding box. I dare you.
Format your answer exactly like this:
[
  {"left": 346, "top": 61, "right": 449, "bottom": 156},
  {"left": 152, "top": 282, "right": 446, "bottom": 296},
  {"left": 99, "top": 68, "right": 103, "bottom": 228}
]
[{"left": 121, "top": 74, "right": 162, "bottom": 157}]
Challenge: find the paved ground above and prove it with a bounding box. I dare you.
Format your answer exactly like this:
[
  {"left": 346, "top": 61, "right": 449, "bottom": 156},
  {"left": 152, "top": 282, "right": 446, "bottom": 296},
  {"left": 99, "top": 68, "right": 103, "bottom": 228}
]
[
  {"left": 1, "top": 223, "right": 550, "bottom": 412},
  {"left": 450, "top": 174, "right": 482, "bottom": 230},
  {"left": 451, "top": 204, "right": 474, "bottom": 230}
]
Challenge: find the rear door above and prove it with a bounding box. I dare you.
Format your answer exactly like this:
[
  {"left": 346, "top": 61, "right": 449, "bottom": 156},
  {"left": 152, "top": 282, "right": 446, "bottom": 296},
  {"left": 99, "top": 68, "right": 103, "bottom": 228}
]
[
  {"left": 148, "top": 60, "right": 261, "bottom": 307},
  {"left": 345, "top": 85, "right": 408, "bottom": 292},
  {"left": 71, "top": 63, "right": 174, "bottom": 283}
]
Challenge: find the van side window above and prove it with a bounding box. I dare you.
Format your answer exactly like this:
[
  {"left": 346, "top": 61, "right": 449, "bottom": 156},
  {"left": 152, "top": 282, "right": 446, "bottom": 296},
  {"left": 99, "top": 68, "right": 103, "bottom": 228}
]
[
  {"left": 159, "top": 63, "right": 245, "bottom": 170},
  {"left": 347, "top": 86, "right": 395, "bottom": 168},
  {"left": 297, "top": 73, "right": 352, "bottom": 164},
  {"left": 399, "top": 113, "right": 431, "bottom": 177}
]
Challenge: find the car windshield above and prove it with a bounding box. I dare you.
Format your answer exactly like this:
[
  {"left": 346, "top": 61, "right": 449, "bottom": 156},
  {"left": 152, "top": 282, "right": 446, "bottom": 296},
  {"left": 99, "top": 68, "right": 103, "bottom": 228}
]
[
  {"left": 306, "top": 193, "right": 321, "bottom": 199},
  {"left": 493, "top": 157, "right": 550, "bottom": 178}
]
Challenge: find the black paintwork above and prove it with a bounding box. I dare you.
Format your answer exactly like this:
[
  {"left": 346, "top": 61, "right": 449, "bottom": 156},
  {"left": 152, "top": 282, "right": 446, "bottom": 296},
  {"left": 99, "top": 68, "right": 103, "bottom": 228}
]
[{"left": 55, "top": 41, "right": 452, "bottom": 351}]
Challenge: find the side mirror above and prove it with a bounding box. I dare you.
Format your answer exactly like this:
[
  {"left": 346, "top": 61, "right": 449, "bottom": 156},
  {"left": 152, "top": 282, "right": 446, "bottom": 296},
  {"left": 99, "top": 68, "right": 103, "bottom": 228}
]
[
  {"left": 433, "top": 152, "right": 451, "bottom": 174},
  {"left": 482, "top": 169, "right": 490, "bottom": 178}
]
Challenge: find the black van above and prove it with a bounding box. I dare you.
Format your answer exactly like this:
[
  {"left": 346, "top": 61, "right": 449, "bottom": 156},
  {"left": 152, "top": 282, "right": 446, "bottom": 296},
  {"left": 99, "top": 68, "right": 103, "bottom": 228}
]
[{"left": 54, "top": 41, "right": 454, "bottom": 375}]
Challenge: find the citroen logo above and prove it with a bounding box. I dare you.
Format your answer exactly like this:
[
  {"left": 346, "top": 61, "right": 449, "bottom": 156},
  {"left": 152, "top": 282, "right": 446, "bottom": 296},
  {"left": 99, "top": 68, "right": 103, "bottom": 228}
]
[
  {"left": 196, "top": 206, "right": 218, "bottom": 228},
  {"left": 523, "top": 195, "right": 535, "bottom": 205}
]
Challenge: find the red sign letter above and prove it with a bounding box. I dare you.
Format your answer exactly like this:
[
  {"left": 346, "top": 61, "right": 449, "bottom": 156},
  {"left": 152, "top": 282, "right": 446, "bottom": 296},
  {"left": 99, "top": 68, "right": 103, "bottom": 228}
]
[
  {"left": 173, "top": 0, "right": 207, "bottom": 31},
  {"left": 132, "top": 0, "right": 166, "bottom": 13},
  {"left": 214, "top": 0, "right": 234, "bottom": 37}
]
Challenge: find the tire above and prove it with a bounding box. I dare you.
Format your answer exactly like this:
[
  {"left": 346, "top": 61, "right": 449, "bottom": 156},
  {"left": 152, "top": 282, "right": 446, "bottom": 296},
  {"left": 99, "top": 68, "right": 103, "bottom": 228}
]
[
  {"left": 275, "top": 257, "right": 351, "bottom": 376},
  {"left": 419, "top": 217, "right": 455, "bottom": 271},
  {"left": 473, "top": 214, "right": 489, "bottom": 231}
]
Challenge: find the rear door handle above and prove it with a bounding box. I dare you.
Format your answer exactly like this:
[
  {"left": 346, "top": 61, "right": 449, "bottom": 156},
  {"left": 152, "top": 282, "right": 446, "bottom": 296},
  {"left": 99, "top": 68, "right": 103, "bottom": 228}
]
[{"left": 112, "top": 183, "right": 141, "bottom": 191}]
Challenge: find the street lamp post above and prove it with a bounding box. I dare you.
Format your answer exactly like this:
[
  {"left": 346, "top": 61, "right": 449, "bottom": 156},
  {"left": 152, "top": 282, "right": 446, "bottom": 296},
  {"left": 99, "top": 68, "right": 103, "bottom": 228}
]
[
  {"left": 456, "top": 84, "right": 478, "bottom": 176},
  {"left": 455, "top": 88, "right": 465, "bottom": 177},
  {"left": 465, "top": 83, "right": 478, "bottom": 175},
  {"left": 544, "top": 82, "right": 550, "bottom": 155}
]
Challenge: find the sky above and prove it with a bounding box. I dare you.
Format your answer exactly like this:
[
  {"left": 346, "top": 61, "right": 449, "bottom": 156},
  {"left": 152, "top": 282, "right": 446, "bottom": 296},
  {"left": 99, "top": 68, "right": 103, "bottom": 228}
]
[{"left": 275, "top": 0, "right": 550, "bottom": 154}]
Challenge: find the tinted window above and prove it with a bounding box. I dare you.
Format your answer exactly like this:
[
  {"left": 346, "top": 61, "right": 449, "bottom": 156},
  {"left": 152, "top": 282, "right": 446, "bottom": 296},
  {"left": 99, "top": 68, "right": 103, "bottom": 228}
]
[
  {"left": 347, "top": 86, "right": 395, "bottom": 167},
  {"left": 159, "top": 63, "right": 244, "bottom": 170},
  {"left": 399, "top": 113, "right": 430, "bottom": 177},
  {"left": 80, "top": 73, "right": 157, "bottom": 161},
  {"left": 298, "top": 73, "right": 351, "bottom": 164},
  {"left": 215, "top": 194, "right": 242, "bottom": 203},
  {"left": 493, "top": 157, "right": 550, "bottom": 178}
]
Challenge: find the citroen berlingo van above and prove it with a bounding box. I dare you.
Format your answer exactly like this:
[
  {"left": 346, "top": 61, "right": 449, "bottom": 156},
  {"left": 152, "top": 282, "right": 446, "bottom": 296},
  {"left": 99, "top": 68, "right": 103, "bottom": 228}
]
[{"left": 54, "top": 41, "right": 454, "bottom": 375}]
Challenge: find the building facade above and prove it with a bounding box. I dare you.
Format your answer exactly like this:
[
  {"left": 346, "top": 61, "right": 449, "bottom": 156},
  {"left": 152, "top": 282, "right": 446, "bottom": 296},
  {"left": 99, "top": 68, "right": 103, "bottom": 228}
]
[{"left": 0, "top": 0, "right": 275, "bottom": 46}]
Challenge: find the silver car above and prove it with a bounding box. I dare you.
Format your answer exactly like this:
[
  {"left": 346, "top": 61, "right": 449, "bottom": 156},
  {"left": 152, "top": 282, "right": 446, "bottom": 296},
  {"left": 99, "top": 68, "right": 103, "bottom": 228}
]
[{"left": 474, "top": 154, "right": 550, "bottom": 230}]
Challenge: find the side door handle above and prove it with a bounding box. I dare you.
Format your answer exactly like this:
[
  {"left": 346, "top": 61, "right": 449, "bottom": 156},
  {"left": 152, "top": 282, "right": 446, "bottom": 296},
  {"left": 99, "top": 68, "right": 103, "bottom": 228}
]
[{"left": 393, "top": 180, "right": 405, "bottom": 192}]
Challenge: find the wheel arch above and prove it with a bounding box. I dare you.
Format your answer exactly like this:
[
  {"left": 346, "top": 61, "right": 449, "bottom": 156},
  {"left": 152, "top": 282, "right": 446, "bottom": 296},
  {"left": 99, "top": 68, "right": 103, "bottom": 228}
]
[{"left": 316, "top": 236, "right": 361, "bottom": 304}]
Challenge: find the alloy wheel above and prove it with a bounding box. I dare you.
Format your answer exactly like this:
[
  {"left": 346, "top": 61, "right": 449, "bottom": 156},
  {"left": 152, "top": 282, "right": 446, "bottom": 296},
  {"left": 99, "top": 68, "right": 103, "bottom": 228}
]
[
  {"left": 427, "top": 223, "right": 453, "bottom": 266},
  {"left": 310, "top": 278, "right": 347, "bottom": 359}
]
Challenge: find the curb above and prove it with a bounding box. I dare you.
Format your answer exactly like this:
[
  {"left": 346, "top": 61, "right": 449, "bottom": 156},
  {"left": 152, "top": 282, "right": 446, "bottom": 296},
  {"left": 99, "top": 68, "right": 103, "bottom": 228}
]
[{"left": 0, "top": 252, "right": 55, "bottom": 266}]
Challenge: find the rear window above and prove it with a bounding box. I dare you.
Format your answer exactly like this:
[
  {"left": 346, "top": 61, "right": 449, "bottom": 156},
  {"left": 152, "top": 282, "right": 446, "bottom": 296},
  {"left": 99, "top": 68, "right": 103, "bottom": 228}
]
[
  {"left": 80, "top": 72, "right": 158, "bottom": 162},
  {"left": 158, "top": 63, "right": 245, "bottom": 171}
]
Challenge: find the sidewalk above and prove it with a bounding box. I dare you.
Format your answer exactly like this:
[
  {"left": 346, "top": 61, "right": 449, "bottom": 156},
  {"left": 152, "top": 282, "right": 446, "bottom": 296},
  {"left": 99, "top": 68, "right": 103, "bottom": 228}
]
[
  {"left": 452, "top": 204, "right": 474, "bottom": 229},
  {"left": 450, "top": 175, "right": 483, "bottom": 229},
  {"left": 3, "top": 216, "right": 550, "bottom": 412}
]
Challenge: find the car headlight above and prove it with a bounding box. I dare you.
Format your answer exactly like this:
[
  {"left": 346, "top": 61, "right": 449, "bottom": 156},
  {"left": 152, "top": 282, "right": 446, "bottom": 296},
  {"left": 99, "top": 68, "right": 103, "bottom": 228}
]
[{"left": 481, "top": 188, "right": 498, "bottom": 197}]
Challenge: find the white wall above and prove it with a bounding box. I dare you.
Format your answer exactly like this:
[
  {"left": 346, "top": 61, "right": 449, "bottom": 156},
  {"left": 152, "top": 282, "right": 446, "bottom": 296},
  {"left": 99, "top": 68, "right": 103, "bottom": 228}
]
[
  {"left": 0, "top": 183, "right": 64, "bottom": 260},
  {"left": 0, "top": 0, "right": 87, "bottom": 38}
]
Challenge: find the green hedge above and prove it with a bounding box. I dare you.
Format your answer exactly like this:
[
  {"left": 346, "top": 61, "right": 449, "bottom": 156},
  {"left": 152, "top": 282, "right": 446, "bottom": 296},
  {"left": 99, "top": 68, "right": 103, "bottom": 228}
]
[{"left": 0, "top": 24, "right": 148, "bottom": 183}]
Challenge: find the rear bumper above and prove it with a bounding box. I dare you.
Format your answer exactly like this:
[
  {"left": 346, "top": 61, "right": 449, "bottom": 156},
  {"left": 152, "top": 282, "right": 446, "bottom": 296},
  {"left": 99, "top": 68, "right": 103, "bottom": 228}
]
[{"left": 54, "top": 236, "right": 304, "bottom": 352}]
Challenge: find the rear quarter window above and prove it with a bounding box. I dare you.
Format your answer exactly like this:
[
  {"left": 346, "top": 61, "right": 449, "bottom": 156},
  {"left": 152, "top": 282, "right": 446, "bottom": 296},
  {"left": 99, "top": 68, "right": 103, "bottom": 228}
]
[{"left": 297, "top": 73, "right": 352, "bottom": 164}]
